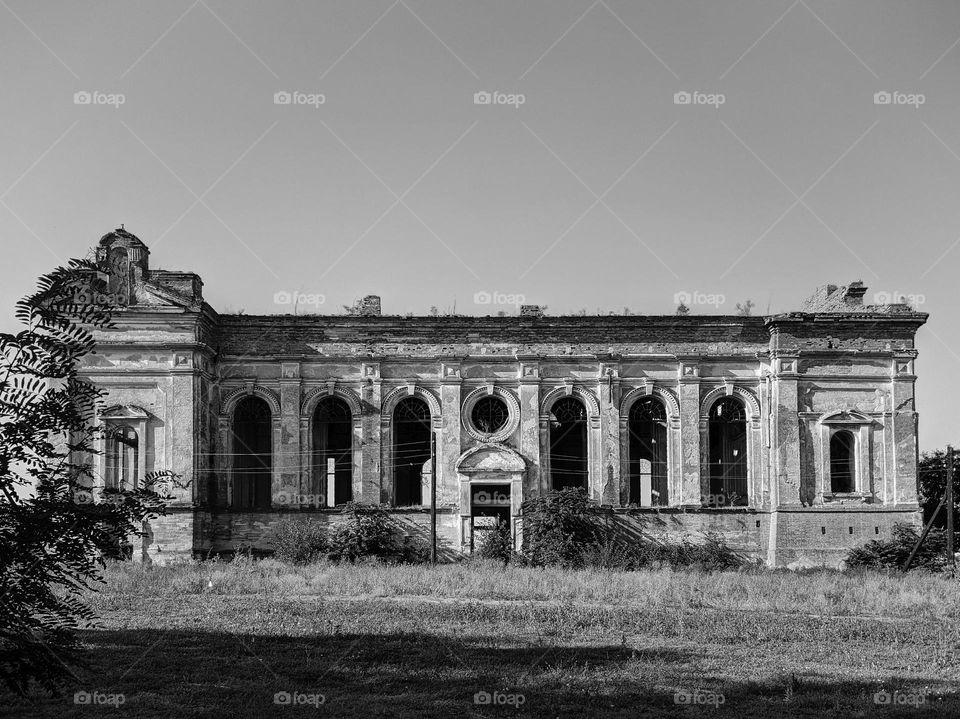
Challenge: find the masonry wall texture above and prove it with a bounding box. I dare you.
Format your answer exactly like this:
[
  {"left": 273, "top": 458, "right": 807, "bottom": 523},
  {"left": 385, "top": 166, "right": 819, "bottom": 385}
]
[{"left": 81, "top": 229, "right": 929, "bottom": 568}]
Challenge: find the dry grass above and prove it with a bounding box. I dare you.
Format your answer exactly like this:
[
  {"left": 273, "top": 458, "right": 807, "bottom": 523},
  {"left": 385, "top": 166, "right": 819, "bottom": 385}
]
[
  {"left": 98, "top": 557, "right": 960, "bottom": 619},
  {"left": 7, "top": 559, "right": 960, "bottom": 718}
]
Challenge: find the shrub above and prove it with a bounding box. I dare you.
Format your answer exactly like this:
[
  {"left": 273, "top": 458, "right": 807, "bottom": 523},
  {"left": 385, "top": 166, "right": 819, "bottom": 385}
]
[
  {"left": 327, "top": 502, "right": 428, "bottom": 564},
  {"left": 520, "top": 488, "right": 603, "bottom": 568},
  {"left": 519, "top": 489, "right": 746, "bottom": 571},
  {"left": 273, "top": 518, "right": 329, "bottom": 564},
  {"left": 846, "top": 523, "right": 950, "bottom": 572},
  {"left": 475, "top": 520, "right": 514, "bottom": 564}
]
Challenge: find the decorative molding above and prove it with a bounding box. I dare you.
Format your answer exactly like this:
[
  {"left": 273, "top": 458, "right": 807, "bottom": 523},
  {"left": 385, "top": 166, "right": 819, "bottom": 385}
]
[
  {"left": 539, "top": 384, "right": 600, "bottom": 418},
  {"left": 699, "top": 384, "right": 761, "bottom": 421},
  {"left": 619, "top": 385, "right": 680, "bottom": 421},
  {"left": 300, "top": 385, "right": 363, "bottom": 418},
  {"left": 100, "top": 404, "right": 151, "bottom": 420},
  {"left": 220, "top": 384, "right": 281, "bottom": 416},
  {"left": 380, "top": 384, "right": 441, "bottom": 418},
  {"left": 818, "top": 409, "right": 876, "bottom": 426},
  {"left": 461, "top": 385, "right": 521, "bottom": 443}
]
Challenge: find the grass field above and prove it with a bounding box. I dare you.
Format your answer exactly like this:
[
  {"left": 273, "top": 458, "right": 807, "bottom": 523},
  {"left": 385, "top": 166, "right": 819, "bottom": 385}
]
[{"left": 6, "top": 558, "right": 960, "bottom": 718}]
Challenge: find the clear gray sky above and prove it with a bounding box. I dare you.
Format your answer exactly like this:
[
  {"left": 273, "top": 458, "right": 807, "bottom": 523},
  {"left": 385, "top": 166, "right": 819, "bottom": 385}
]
[{"left": 1, "top": 1, "right": 958, "bottom": 451}]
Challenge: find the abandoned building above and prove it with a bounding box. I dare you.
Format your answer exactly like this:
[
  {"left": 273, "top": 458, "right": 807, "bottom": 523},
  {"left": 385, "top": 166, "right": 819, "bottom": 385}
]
[{"left": 80, "top": 228, "right": 929, "bottom": 567}]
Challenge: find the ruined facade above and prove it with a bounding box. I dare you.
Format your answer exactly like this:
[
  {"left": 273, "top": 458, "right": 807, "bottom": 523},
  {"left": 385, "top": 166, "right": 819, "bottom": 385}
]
[{"left": 82, "top": 228, "right": 928, "bottom": 566}]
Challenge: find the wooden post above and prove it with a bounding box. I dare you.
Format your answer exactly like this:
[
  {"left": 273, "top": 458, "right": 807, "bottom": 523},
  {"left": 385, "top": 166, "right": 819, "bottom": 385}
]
[
  {"left": 326, "top": 458, "right": 335, "bottom": 508},
  {"left": 430, "top": 431, "right": 437, "bottom": 564},
  {"left": 947, "top": 446, "right": 955, "bottom": 576}
]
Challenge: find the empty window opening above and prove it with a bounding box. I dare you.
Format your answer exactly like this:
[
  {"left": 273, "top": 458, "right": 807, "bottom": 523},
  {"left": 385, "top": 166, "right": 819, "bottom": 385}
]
[
  {"left": 627, "top": 397, "right": 667, "bottom": 506},
  {"left": 312, "top": 396, "right": 352, "bottom": 506},
  {"left": 549, "top": 397, "right": 588, "bottom": 491},
  {"left": 232, "top": 396, "right": 272, "bottom": 509},
  {"left": 707, "top": 397, "right": 748, "bottom": 506},
  {"left": 394, "top": 397, "right": 432, "bottom": 506}
]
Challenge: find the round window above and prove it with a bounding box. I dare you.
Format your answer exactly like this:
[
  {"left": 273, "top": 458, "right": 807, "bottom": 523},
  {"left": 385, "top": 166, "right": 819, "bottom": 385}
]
[{"left": 470, "top": 396, "right": 509, "bottom": 435}]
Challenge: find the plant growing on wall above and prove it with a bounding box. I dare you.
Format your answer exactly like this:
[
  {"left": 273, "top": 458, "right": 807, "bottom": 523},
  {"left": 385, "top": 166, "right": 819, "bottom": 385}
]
[{"left": 0, "top": 259, "right": 175, "bottom": 695}]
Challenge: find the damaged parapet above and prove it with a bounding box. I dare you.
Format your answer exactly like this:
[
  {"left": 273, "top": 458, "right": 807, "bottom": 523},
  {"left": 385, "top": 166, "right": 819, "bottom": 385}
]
[
  {"left": 95, "top": 226, "right": 203, "bottom": 306},
  {"left": 520, "top": 304, "right": 546, "bottom": 318},
  {"left": 800, "top": 281, "right": 915, "bottom": 313}
]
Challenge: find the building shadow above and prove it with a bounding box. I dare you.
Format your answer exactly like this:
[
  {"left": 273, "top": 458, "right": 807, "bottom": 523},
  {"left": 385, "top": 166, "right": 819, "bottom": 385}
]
[{"left": 3, "top": 627, "right": 955, "bottom": 718}]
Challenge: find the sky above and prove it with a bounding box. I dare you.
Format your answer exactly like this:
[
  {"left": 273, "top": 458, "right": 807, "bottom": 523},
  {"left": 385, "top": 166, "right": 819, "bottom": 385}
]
[{"left": 0, "top": 0, "right": 958, "bottom": 451}]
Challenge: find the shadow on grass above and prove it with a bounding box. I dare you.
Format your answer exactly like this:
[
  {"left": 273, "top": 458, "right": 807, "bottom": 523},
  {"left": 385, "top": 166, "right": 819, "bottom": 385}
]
[{"left": 3, "top": 628, "right": 956, "bottom": 718}]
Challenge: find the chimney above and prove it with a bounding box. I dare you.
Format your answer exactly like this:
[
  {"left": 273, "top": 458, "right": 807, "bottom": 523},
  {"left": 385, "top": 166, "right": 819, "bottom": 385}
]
[
  {"left": 520, "top": 304, "right": 545, "bottom": 318},
  {"left": 843, "top": 281, "right": 867, "bottom": 306},
  {"left": 358, "top": 295, "right": 381, "bottom": 316}
]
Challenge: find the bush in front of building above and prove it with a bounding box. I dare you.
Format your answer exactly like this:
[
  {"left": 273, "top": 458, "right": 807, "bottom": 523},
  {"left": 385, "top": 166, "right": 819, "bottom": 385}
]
[
  {"left": 326, "top": 502, "right": 429, "bottom": 564},
  {"left": 519, "top": 488, "right": 605, "bottom": 568},
  {"left": 273, "top": 518, "right": 330, "bottom": 564},
  {"left": 272, "top": 504, "right": 430, "bottom": 565},
  {"left": 518, "top": 488, "right": 747, "bottom": 570},
  {"left": 845, "top": 523, "right": 951, "bottom": 572},
  {"left": 475, "top": 520, "right": 515, "bottom": 564}
]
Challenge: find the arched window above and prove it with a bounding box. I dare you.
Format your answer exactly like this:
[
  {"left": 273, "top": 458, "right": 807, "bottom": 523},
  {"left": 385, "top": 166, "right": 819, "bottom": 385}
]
[
  {"left": 105, "top": 425, "right": 138, "bottom": 491},
  {"left": 628, "top": 397, "right": 667, "bottom": 506},
  {"left": 312, "top": 397, "right": 353, "bottom": 506},
  {"left": 707, "top": 397, "right": 747, "bottom": 506},
  {"left": 830, "top": 430, "right": 856, "bottom": 493},
  {"left": 232, "top": 396, "right": 272, "bottom": 509},
  {"left": 394, "top": 397, "right": 432, "bottom": 506},
  {"left": 549, "top": 397, "right": 587, "bottom": 491}
]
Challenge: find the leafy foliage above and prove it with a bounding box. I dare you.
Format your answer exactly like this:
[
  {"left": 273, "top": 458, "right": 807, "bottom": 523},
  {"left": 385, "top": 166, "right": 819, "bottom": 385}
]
[
  {"left": 519, "top": 488, "right": 604, "bottom": 568},
  {"left": 519, "top": 488, "right": 746, "bottom": 570},
  {"left": 0, "top": 260, "right": 176, "bottom": 695},
  {"left": 846, "top": 523, "right": 950, "bottom": 572},
  {"left": 326, "top": 503, "right": 429, "bottom": 564},
  {"left": 272, "top": 518, "right": 329, "bottom": 564},
  {"left": 918, "top": 448, "right": 959, "bottom": 529},
  {"left": 474, "top": 519, "right": 514, "bottom": 564}
]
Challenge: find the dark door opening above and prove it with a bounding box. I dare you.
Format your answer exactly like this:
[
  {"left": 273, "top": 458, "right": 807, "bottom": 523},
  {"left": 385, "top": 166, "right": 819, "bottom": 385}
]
[{"left": 470, "top": 483, "right": 511, "bottom": 552}]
